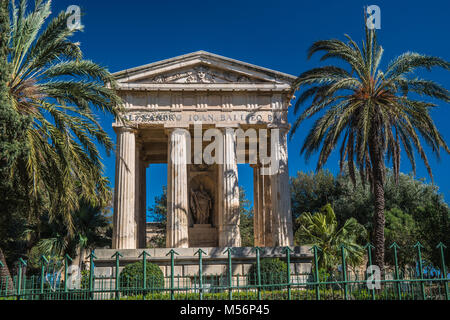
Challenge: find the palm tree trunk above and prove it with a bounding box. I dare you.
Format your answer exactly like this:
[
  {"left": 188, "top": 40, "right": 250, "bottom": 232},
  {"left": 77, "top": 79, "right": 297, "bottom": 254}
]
[
  {"left": 372, "top": 165, "right": 385, "bottom": 273},
  {"left": 369, "top": 131, "right": 386, "bottom": 274},
  {"left": 0, "top": 247, "right": 15, "bottom": 293}
]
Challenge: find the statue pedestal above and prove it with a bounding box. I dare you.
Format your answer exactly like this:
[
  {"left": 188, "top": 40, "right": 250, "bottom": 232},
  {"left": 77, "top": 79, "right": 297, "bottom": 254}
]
[{"left": 188, "top": 224, "right": 218, "bottom": 247}]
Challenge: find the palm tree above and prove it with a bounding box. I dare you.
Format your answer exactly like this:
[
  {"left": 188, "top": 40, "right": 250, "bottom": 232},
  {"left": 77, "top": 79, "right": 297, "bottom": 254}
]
[
  {"left": 6, "top": 0, "right": 122, "bottom": 231},
  {"left": 295, "top": 204, "right": 367, "bottom": 271},
  {"left": 290, "top": 19, "right": 450, "bottom": 271},
  {"left": 36, "top": 197, "right": 112, "bottom": 269}
]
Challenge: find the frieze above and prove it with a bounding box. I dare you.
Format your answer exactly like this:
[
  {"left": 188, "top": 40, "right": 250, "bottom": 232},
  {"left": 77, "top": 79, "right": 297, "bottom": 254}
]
[
  {"left": 148, "top": 66, "right": 254, "bottom": 84},
  {"left": 123, "top": 111, "right": 287, "bottom": 124}
]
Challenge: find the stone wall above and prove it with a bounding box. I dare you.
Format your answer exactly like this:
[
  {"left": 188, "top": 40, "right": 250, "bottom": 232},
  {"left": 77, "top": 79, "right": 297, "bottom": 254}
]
[{"left": 93, "top": 246, "right": 312, "bottom": 279}]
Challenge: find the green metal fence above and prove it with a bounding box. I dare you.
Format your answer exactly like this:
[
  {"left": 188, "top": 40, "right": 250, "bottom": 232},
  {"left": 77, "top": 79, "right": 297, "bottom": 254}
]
[{"left": 0, "top": 242, "right": 448, "bottom": 300}]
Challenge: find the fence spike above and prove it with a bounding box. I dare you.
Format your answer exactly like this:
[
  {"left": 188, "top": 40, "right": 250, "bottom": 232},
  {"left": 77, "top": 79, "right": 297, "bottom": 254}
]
[
  {"left": 111, "top": 251, "right": 123, "bottom": 259},
  {"left": 389, "top": 242, "right": 401, "bottom": 249},
  {"left": 414, "top": 241, "right": 424, "bottom": 249},
  {"left": 223, "top": 247, "right": 235, "bottom": 255},
  {"left": 194, "top": 248, "right": 208, "bottom": 256},
  {"left": 165, "top": 249, "right": 179, "bottom": 257},
  {"left": 39, "top": 255, "right": 49, "bottom": 266},
  {"left": 309, "top": 244, "right": 322, "bottom": 253},
  {"left": 138, "top": 250, "right": 150, "bottom": 259}
]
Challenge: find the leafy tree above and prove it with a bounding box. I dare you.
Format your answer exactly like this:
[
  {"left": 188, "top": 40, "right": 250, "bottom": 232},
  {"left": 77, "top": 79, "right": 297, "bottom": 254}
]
[
  {"left": 295, "top": 204, "right": 367, "bottom": 271},
  {"left": 147, "top": 186, "right": 167, "bottom": 248},
  {"left": 413, "top": 197, "right": 450, "bottom": 267},
  {"left": 291, "top": 17, "right": 450, "bottom": 270},
  {"left": 0, "top": 0, "right": 29, "bottom": 284},
  {"left": 384, "top": 208, "right": 418, "bottom": 269},
  {"left": 239, "top": 187, "right": 254, "bottom": 247},
  {"left": 291, "top": 168, "right": 450, "bottom": 267},
  {"left": 4, "top": 0, "right": 122, "bottom": 233},
  {"left": 291, "top": 170, "right": 342, "bottom": 224},
  {"left": 28, "top": 190, "right": 112, "bottom": 271}
]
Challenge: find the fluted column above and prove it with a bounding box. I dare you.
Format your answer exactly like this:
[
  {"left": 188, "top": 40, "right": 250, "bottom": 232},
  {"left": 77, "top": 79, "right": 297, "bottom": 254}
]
[
  {"left": 166, "top": 128, "right": 189, "bottom": 248},
  {"left": 113, "top": 127, "right": 138, "bottom": 249},
  {"left": 252, "top": 164, "right": 262, "bottom": 246},
  {"left": 138, "top": 161, "right": 147, "bottom": 248},
  {"left": 253, "top": 164, "right": 273, "bottom": 247},
  {"left": 271, "top": 127, "right": 294, "bottom": 246},
  {"left": 218, "top": 127, "right": 241, "bottom": 247}
]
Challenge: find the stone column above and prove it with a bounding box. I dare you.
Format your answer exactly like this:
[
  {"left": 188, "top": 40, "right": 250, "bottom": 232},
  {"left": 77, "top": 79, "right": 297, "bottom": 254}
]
[
  {"left": 166, "top": 128, "right": 189, "bottom": 248},
  {"left": 218, "top": 127, "right": 241, "bottom": 247},
  {"left": 263, "top": 171, "right": 273, "bottom": 246},
  {"left": 253, "top": 164, "right": 273, "bottom": 247},
  {"left": 270, "top": 127, "right": 294, "bottom": 246},
  {"left": 252, "top": 164, "right": 262, "bottom": 246},
  {"left": 113, "top": 127, "right": 138, "bottom": 249},
  {"left": 134, "top": 143, "right": 141, "bottom": 248},
  {"left": 138, "top": 161, "right": 147, "bottom": 248}
]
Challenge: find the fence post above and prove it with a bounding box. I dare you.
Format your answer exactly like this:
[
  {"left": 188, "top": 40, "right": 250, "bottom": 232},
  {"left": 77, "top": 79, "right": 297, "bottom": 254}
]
[
  {"left": 340, "top": 245, "right": 348, "bottom": 300},
  {"left": 139, "top": 251, "right": 150, "bottom": 299},
  {"left": 309, "top": 245, "right": 321, "bottom": 300},
  {"left": 87, "top": 250, "right": 97, "bottom": 300},
  {"left": 64, "top": 254, "right": 72, "bottom": 300},
  {"left": 436, "top": 242, "right": 449, "bottom": 300},
  {"left": 414, "top": 242, "right": 426, "bottom": 300},
  {"left": 111, "top": 251, "right": 122, "bottom": 300},
  {"left": 194, "top": 249, "right": 207, "bottom": 300},
  {"left": 166, "top": 249, "right": 179, "bottom": 300},
  {"left": 252, "top": 247, "right": 263, "bottom": 300},
  {"left": 283, "top": 247, "right": 292, "bottom": 300},
  {"left": 223, "top": 248, "right": 234, "bottom": 300},
  {"left": 364, "top": 243, "right": 376, "bottom": 300},
  {"left": 39, "top": 256, "right": 48, "bottom": 299},
  {"left": 389, "top": 242, "right": 402, "bottom": 300},
  {"left": 17, "top": 258, "right": 26, "bottom": 300}
]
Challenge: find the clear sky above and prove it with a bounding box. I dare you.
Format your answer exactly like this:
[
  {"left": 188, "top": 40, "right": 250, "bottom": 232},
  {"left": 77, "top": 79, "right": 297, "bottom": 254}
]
[{"left": 49, "top": 0, "right": 450, "bottom": 215}]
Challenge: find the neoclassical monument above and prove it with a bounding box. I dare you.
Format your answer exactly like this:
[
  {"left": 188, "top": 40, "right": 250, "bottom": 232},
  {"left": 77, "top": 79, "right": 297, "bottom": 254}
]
[{"left": 111, "top": 51, "right": 295, "bottom": 249}]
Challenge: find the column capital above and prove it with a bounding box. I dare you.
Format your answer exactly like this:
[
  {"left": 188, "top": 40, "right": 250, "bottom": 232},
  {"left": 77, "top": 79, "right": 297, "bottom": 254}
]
[
  {"left": 267, "top": 123, "right": 291, "bottom": 133},
  {"left": 164, "top": 126, "right": 191, "bottom": 136},
  {"left": 113, "top": 124, "right": 138, "bottom": 134},
  {"left": 216, "top": 123, "right": 240, "bottom": 129}
]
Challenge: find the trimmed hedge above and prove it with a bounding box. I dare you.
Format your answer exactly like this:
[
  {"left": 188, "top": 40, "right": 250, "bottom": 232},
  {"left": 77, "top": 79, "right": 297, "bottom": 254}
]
[
  {"left": 119, "top": 261, "right": 164, "bottom": 296},
  {"left": 120, "top": 289, "right": 417, "bottom": 300},
  {"left": 247, "top": 258, "right": 288, "bottom": 290}
]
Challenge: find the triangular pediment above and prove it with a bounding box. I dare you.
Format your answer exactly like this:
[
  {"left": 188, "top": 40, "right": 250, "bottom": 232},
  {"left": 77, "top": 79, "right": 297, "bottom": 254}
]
[{"left": 113, "top": 51, "right": 296, "bottom": 86}]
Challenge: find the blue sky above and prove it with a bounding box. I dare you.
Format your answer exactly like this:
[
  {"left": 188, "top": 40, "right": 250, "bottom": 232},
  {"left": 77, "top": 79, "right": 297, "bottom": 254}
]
[{"left": 50, "top": 0, "right": 450, "bottom": 214}]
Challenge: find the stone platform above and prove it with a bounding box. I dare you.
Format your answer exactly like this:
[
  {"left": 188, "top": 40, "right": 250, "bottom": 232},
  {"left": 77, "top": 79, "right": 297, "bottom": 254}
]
[
  {"left": 188, "top": 224, "right": 217, "bottom": 247},
  {"left": 93, "top": 246, "right": 313, "bottom": 278}
]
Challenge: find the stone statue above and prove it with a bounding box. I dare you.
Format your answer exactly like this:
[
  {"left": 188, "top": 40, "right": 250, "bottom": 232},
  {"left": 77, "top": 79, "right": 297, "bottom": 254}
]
[{"left": 190, "top": 185, "right": 212, "bottom": 224}]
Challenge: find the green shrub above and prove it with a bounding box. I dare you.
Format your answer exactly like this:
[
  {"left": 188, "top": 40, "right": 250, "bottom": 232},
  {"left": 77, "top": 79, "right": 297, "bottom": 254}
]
[
  {"left": 306, "top": 268, "right": 340, "bottom": 290},
  {"left": 120, "top": 261, "right": 164, "bottom": 296},
  {"left": 247, "top": 258, "right": 288, "bottom": 290},
  {"left": 119, "top": 288, "right": 417, "bottom": 301},
  {"left": 80, "top": 269, "right": 90, "bottom": 289}
]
